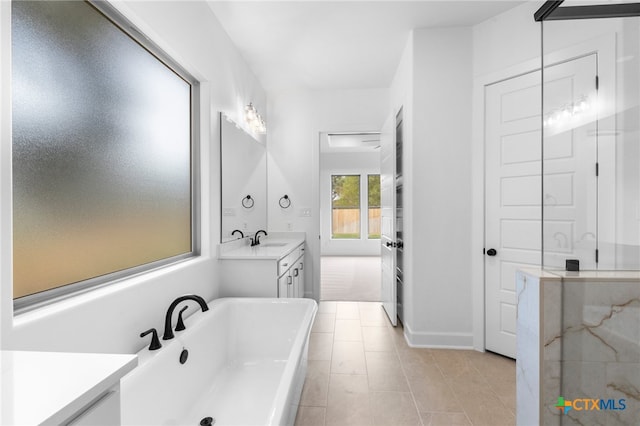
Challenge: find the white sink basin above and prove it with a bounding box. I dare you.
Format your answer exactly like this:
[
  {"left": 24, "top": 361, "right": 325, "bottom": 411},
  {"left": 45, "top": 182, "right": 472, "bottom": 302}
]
[{"left": 259, "top": 242, "right": 288, "bottom": 247}]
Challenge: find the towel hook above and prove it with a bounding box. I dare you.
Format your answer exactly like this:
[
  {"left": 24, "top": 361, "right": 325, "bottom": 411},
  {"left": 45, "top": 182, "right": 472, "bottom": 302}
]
[
  {"left": 279, "top": 195, "right": 291, "bottom": 209},
  {"left": 242, "top": 195, "right": 254, "bottom": 209}
]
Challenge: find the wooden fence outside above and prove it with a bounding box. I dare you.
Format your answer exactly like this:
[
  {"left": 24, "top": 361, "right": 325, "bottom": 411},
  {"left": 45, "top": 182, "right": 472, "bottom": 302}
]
[{"left": 332, "top": 208, "right": 381, "bottom": 236}]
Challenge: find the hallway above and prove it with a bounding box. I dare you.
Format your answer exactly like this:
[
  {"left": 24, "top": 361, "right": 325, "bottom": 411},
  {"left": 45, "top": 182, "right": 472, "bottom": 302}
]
[
  {"left": 296, "top": 301, "right": 515, "bottom": 426},
  {"left": 321, "top": 257, "right": 381, "bottom": 302}
]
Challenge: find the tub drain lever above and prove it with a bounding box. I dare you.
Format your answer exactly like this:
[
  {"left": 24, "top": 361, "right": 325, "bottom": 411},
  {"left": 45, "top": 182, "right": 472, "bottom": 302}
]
[{"left": 140, "top": 328, "right": 162, "bottom": 351}]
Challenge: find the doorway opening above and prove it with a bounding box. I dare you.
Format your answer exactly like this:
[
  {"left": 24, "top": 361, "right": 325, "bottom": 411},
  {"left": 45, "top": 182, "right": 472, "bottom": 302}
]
[{"left": 319, "top": 132, "right": 381, "bottom": 302}]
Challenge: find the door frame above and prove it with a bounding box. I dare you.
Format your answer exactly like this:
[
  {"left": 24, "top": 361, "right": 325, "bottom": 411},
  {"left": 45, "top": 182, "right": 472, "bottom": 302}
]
[{"left": 471, "top": 34, "right": 615, "bottom": 351}]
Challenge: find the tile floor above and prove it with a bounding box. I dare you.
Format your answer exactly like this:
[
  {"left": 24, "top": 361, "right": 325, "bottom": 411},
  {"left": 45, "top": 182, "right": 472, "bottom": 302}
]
[{"left": 295, "top": 301, "right": 516, "bottom": 426}]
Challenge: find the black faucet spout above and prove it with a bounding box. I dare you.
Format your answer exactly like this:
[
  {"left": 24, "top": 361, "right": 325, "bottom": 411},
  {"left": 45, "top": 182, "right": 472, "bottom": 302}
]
[
  {"left": 162, "top": 294, "right": 209, "bottom": 340},
  {"left": 254, "top": 229, "right": 268, "bottom": 245}
]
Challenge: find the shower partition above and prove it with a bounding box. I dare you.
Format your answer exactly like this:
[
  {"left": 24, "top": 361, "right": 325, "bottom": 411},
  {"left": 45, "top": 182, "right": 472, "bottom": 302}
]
[
  {"left": 516, "top": 2, "right": 640, "bottom": 425},
  {"left": 539, "top": 1, "right": 640, "bottom": 271}
]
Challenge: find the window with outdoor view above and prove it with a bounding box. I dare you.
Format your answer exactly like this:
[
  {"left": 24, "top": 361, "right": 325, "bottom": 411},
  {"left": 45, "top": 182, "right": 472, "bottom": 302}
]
[
  {"left": 368, "top": 175, "right": 381, "bottom": 239},
  {"left": 331, "top": 175, "right": 361, "bottom": 239}
]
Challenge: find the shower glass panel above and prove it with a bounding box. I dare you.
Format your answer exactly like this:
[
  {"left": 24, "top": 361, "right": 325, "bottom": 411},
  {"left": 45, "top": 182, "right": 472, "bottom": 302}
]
[
  {"left": 542, "top": 4, "right": 640, "bottom": 271},
  {"left": 539, "top": 4, "right": 640, "bottom": 425}
]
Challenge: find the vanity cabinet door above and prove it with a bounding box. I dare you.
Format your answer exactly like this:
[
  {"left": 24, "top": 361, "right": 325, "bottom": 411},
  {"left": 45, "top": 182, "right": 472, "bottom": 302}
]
[
  {"left": 292, "top": 267, "right": 300, "bottom": 298},
  {"left": 299, "top": 259, "right": 305, "bottom": 297},
  {"left": 66, "top": 390, "right": 119, "bottom": 426},
  {"left": 278, "top": 271, "right": 295, "bottom": 298}
]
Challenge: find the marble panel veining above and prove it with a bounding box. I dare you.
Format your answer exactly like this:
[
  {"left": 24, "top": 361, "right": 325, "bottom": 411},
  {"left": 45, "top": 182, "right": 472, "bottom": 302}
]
[{"left": 516, "top": 270, "right": 640, "bottom": 426}]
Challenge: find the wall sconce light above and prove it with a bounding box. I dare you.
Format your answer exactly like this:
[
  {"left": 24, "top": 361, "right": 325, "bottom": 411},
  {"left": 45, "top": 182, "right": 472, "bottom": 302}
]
[{"left": 245, "top": 103, "right": 267, "bottom": 134}]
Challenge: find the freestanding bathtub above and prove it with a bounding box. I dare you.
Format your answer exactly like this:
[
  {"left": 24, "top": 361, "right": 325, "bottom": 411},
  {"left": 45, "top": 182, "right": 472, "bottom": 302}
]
[{"left": 121, "top": 297, "right": 317, "bottom": 426}]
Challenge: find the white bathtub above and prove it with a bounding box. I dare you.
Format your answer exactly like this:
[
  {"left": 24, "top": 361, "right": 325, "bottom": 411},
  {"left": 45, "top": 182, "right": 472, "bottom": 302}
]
[{"left": 121, "top": 297, "right": 317, "bottom": 426}]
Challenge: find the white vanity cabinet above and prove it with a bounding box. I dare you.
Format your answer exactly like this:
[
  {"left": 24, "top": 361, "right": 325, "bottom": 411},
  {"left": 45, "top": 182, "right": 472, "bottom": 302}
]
[
  {"left": 0, "top": 350, "right": 137, "bottom": 426},
  {"left": 277, "top": 246, "right": 305, "bottom": 298},
  {"left": 219, "top": 240, "right": 306, "bottom": 298}
]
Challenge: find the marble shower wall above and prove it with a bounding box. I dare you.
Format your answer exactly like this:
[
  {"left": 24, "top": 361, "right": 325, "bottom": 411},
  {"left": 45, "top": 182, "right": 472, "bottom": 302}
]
[
  {"left": 560, "top": 280, "right": 640, "bottom": 425},
  {"left": 516, "top": 270, "right": 640, "bottom": 426}
]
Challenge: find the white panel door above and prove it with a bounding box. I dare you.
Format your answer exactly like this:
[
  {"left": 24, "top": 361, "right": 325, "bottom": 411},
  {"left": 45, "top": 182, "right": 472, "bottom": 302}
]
[
  {"left": 485, "top": 54, "right": 597, "bottom": 358},
  {"left": 485, "top": 70, "right": 542, "bottom": 358},
  {"left": 380, "top": 113, "right": 396, "bottom": 326}
]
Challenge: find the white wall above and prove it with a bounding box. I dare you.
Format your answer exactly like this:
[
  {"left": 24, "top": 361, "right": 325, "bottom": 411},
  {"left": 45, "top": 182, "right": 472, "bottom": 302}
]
[
  {"left": 0, "top": 0, "right": 266, "bottom": 353},
  {"left": 391, "top": 27, "right": 474, "bottom": 348},
  {"left": 267, "top": 88, "right": 389, "bottom": 299},
  {"left": 320, "top": 151, "right": 381, "bottom": 256}
]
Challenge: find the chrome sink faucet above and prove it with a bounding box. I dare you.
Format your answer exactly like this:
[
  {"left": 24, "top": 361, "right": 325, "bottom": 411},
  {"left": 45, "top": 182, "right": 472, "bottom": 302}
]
[
  {"left": 162, "top": 294, "right": 209, "bottom": 340},
  {"left": 251, "top": 229, "right": 268, "bottom": 246}
]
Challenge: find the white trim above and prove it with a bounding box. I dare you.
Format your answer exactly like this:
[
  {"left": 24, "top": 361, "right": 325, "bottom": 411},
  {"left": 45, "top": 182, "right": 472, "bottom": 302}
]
[
  {"left": 0, "top": 0, "right": 11, "bottom": 348},
  {"left": 403, "top": 322, "right": 474, "bottom": 349}
]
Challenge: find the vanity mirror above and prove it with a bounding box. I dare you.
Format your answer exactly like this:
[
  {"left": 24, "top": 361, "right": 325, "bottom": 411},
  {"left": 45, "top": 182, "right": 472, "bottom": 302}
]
[{"left": 220, "top": 113, "right": 267, "bottom": 243}]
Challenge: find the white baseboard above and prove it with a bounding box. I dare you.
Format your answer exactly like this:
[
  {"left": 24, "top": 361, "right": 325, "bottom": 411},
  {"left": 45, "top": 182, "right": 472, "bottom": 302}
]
[{"left": 403, "top": 322, "right": 474, "bottom": 349}]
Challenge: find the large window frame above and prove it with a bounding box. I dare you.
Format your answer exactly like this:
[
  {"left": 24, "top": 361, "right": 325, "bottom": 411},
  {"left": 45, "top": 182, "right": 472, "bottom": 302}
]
[
  {"left": 330, "top": 173, "right": 380, "bottom": 241},
  {"left": 12, "top": 1, "right": 200, "bottom": 312}
]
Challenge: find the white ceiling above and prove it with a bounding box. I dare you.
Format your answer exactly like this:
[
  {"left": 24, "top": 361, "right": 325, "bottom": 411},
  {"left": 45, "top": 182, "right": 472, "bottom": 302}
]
[{"left": 207, "top": 1, "right": 527, "bottom": 91}]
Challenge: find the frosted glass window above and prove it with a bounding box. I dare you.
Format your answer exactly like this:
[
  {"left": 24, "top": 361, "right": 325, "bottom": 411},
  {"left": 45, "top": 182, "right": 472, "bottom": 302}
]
[{"left": 12, "top": 1, "right": 195, "bottom": 303}]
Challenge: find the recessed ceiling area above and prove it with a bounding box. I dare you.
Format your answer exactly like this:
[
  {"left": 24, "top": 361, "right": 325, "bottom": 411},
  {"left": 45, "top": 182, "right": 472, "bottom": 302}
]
[
  {"left": 321, "top": 132, "right": 381, "bottom": 153},
  {"left": 207, "top": 1, "right": 526, "bottom": 91}
]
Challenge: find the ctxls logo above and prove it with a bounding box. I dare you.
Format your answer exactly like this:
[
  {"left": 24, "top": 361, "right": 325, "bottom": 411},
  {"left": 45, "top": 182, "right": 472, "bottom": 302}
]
[{"left": 555, "top": 397, "right": 626, "bottom": 415}]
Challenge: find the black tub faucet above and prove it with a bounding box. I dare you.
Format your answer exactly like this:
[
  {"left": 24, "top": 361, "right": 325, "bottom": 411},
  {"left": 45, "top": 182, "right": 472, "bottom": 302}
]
[
  {"left": 252, "top": 229, "right": 268, "bottom": 246},
  {"left": 162, "top": 294, "right": 209, "bottom": 340}
]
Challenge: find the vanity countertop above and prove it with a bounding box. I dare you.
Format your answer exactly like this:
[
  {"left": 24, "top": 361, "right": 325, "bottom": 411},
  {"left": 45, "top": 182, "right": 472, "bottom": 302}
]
[
  {"left": 0, "top": 350, "right": 137, "bottom": 425},
  {"left": 219, "top": 236, "right": 305, "bottom": 260}
]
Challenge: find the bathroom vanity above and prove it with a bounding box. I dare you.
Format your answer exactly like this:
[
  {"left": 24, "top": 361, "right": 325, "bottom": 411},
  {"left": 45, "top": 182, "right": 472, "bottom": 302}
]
[
  {"left": 0, "top": 350, "right": 137, "bottom": 425},
  {"left": 219, "top": 235, "right": 305, "bottom": 298}
]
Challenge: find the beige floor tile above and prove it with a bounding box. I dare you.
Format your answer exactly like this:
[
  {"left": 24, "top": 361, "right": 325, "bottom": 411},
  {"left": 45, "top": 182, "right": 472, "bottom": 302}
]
[
  {"left": 366, "top": 351, "right": 410, "bottom": 392},
  {"left": 312, "top": 313, "right": 336, "bottom": 333},
  {"left": 408, "top": 375, "right": 461, "bottom": 413},
  {"left": 359, "top": 303, "right": 389, "bottom": 327},
  {"left": 464, "top": 350, "right": 515, "bottom": 382},
  {"left": 362, "top": 327, "right": 395, "bottom": 352},
  {"left": 295, "top": 406, "right": 326, "bottom": 426},
  {"left": 331, "top": 340, "right": 367, "bottom": 374},
  {"left": 431, "top": 349, "right": 483, "bottom": 380},
  {"left": 336, "top": 301, "right": 361, "bottom": 320},
  {"left": 397, "top": 347, "right": 436, "bottom": 366},
  {"left": 389, "top": 325, "right": 410, "bottom": 349},
  {"left": 325, "top": 393, "right": 372, "bottom": 426},
  {"left": 318, "top": 301, "right": 338, "bottom": 314},
  {"left": 370, "top": 391, "right": 420, "bottom": 426},
  {"left": 309, "top": 332, "right": 334, "bottom": 361},
  {"left": 403, "top": 357, "right": 447, "bottom": 383},
  {"left": 335, "top": 319, "right": 363, "bottom": 341},
  {"left": 458, "top": 393, "right": 515, "bottom": 426},
  {"left": 301, "top": 309, "right": 517, "bottom": 426},
  {"left": 420, "top": 412, "right": 472, "bottom": 426},
  {"left": 326, "top": 374, "right": 372, "bottom": 426},
  {"left": 447, "top": 375, "right": 514, "bottom": 426},
  {"left": 328, "top": 373, "right": 369, "bottom": 395},
  {"left": 300, "top": 360, "right": 331, "bottom": 407}
]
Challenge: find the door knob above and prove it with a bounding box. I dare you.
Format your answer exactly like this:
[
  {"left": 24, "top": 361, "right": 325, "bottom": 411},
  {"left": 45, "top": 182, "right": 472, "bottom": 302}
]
[
  {"left": 486, "top": 248, "right": 497, "bottom": 256},
  {"left": 386, "top": 241, "right": 394, "bottom": 247}
]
